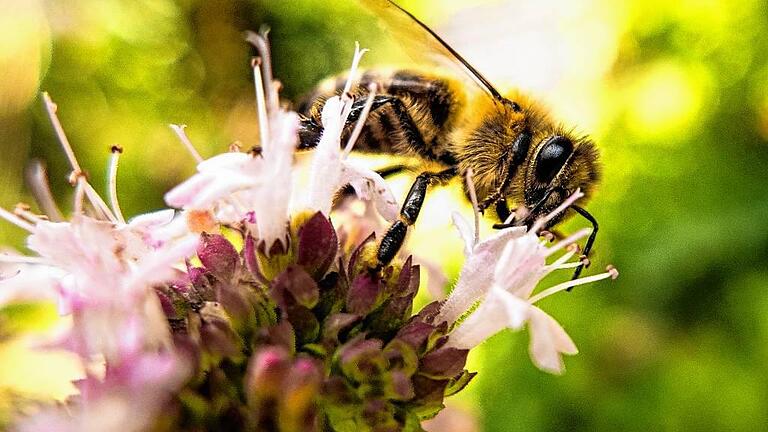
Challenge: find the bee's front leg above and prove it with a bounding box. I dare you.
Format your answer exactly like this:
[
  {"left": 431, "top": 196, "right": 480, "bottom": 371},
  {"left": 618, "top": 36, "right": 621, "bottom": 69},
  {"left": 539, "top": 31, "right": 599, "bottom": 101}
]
[{"left": 375, "top": 167, "right": 457, "bottom": 269}]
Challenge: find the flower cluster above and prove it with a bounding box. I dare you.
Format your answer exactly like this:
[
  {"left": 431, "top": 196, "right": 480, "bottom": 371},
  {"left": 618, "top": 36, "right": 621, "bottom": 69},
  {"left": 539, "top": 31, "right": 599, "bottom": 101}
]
[{"left": 0, "top": 34, "right": 616, "bottom": 431}]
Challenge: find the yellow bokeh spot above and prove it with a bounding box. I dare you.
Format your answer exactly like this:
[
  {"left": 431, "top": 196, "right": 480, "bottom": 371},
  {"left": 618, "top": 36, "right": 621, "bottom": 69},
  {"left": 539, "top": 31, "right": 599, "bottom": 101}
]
[
  {"left": 628, "top": 61, "right": 707, "bottom": 140},
  {"left": 0, "top": 338, "right": 81, "bottom": 401}
]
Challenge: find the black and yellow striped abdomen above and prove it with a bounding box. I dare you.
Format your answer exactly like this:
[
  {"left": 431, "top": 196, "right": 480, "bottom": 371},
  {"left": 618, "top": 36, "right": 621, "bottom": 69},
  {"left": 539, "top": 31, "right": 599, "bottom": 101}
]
[{"left": 298, "top": 69, "right": 466, "bottom": 167}]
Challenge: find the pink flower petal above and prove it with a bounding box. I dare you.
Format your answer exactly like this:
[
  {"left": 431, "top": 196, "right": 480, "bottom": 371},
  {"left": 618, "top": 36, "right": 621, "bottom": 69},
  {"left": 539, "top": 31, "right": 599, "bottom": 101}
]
[{"left": 527, "top": 306, "right": 578, "bottom": 375}]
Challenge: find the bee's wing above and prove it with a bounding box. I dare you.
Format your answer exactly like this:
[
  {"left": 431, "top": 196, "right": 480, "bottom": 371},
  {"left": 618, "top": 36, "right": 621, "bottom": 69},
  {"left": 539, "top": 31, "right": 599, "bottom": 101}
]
[{"left": 360, "top": 0, "right": 506, "bottom": 103}]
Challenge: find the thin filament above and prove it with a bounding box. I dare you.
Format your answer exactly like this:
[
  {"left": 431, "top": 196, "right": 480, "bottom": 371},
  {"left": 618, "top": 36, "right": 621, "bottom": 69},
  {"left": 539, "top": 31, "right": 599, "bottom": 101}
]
[
  {"left": 25, "top": 162, "right": 64, "bottom": 222},
  {"left": 41, "top": 92, "right": 82, "bottom": 174},
  {"left": 530, "top": 188, "right": 584, "bottom": 234},
  {"left": 108, "top": 146, "right": 126, "bottom": 224},
  {"left": 465, "top": 168, "right": 481, "bottom": 247},
  {"left": 529, "top": 270, "right": 615, "bottom": 304},
  {"left": 0, "top": 207, "right": 36, "bottom": 232},
  {"left": 342, "top": 42, "right": 369, "bottom": 100},
  {"left": 252, "top": 58, "right": 270, "bottom": 152},
  {"left": 343, "top": 83, "right": 377, "bottom": 156},
  {"left": 170, "top": 125, "right": 204, "bottom": 164}
]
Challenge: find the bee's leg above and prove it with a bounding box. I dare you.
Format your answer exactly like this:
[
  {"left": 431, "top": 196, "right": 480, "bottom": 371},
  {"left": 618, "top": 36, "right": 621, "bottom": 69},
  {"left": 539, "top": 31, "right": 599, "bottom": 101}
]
[
  {"left": 570, "top": 205, "right": 598, "bottom": 282},
  {"left": 495, "top": 199, "right": 512, "bottom": 224},
  {"left": 376, "top": 167, "right": 457, "bottom": 269}
]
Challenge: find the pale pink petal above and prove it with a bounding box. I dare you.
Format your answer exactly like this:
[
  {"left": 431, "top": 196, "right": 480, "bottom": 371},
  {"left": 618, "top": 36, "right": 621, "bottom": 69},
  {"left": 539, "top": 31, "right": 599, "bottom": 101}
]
[
  {"left": 305, "top": 147, "right": 342, "bottom": 216},
  {"left": 125, "top": 209, "right": 175, "bottom": 229},
  {"left": 195, "top": 151, "right": 253, "bottom": 172},
  {"left": 450, "top": 212, "right": 475, "bottom": 256},
  {"left": 125, "top": 235, "right": 199, "bottom": 292},
  {"left": 436, "top": 246, "right": 497, "bottom": 324},
  {"left": 341, "top": 162, "right": 399, "bottom": 221},
  {"left": 475, "top": 225, "right": 527, "bottom": 257},
  {"left": 527, "top": 306, "right": 578, "bottom": 375},
  {"left": 0, "top": 263, "right": 61, "bottom": 306},
  {"left": 446, "top": 287, "right": 530, "bottom": 349},
  {"left": 164, "top": 168, "right": 257, "bottom": 209}
]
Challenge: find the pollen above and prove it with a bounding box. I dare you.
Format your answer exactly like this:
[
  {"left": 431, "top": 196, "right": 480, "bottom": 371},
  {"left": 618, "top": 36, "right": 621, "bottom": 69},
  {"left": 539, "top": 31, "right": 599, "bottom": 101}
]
[{"left": 186, "top": 209, "right": 217, "bottom": 233}]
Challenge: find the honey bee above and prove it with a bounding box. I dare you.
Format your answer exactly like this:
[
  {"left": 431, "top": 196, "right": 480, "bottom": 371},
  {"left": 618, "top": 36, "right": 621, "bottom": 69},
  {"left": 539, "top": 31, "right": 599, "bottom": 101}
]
[{"left": 297, "top": 0, "right": 601, "bottom": 278}]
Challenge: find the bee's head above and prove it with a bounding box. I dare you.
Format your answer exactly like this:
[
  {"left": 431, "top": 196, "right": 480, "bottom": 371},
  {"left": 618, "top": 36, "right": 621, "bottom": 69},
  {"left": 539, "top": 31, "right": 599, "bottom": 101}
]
[{"left": 519, "top": 133, "right": 600, "bottom": 226}]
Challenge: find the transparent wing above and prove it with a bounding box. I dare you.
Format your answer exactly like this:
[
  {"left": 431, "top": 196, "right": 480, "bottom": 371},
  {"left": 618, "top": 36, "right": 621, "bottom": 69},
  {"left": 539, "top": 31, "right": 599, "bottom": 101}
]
[{"left": 360, "top": 0, "right": 506, "bottom": 103}]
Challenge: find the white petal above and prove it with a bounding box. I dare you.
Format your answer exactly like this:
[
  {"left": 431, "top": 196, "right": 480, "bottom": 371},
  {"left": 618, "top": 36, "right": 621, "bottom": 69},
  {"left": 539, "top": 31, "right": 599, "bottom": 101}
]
[
  {"left": 342, "top": 162, "right": 399, "bottom": 221},
  {"left": 125, "top": 235, "right": 199, "bottom": 293},
  {"left": 476, "top": 225, "right": 527, "bottom": 256},
  {"left": 0, "top": 263, "right": 61, "bottom": 306},
  {"left": 436, "top": 247, "right": 496, "bottom": 324},
  {"left": 164, "top": 168, "right": 257, "bottom": 209},
  {"left": 264, "top": 109, "right": 300, "bottom": 161},
  {"left": 306, "top": 144, "right": 343, "bottom": 216},
  {"left": 126, "top": 209, "right": 176, "bottom": 229},
  {"left": 195, "top": 151, "right": 252, "bottom": 172},
  {"left": 446, "top": 287, "right": 530, "bottom": 349},
  {"left": 493, "top": 233, "right": 549, "bottom": 300},
  {"left": 527, "top": 306, "right": 578, "bottom": 374},
  {"left": 450, "top": 211, "right": 475, "bottom": 257},
  {"left": 321, "top": 96, "right": 345, "bottom": 130},
  {"left": 438, "top": 224, "right": 527, "bottom": 324}
]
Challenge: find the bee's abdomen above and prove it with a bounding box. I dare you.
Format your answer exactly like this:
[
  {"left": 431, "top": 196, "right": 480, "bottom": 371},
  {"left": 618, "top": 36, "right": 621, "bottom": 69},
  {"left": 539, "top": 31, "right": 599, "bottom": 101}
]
[{"left": 298, "top": 70, "right": 462, "bottom": 164}]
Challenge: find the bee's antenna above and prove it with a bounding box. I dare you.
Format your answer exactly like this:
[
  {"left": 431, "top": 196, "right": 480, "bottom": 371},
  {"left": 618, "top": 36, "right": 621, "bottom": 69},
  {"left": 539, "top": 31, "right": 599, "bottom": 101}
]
[{"left": 570, "top": 205, "right": 598, "bottom": 283}]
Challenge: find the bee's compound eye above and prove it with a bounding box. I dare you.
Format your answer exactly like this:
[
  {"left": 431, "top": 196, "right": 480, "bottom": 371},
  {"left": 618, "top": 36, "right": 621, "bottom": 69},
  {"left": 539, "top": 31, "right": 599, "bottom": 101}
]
[{"left": 535, "top": 136, "right": 573, "bottom": 183}]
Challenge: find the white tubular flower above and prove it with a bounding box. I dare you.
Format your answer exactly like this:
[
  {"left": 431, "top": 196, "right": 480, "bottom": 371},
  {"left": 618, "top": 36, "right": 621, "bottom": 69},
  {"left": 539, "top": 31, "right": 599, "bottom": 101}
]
[
  {"left": 305, "top": 43, "right": 399, "bottom": 221},
  {"left": 436, "top": 212, "right": 526, "bottom": 324},
  {"left": 442, "top": 185, "right": 618, "bottom": 374}
]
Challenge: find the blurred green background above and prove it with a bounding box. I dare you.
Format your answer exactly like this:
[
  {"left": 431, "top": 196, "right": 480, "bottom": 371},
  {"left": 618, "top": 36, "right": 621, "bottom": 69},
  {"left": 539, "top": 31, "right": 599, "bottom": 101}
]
[{"left": 2, "top": 0, "right": 768, "bottom": 430}]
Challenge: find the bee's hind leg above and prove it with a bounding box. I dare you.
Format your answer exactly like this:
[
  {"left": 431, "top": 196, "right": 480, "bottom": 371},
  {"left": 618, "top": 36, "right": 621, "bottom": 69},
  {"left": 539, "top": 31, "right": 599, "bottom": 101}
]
[{"left": 375, "top": 167, "right": 457, "bottom": 269}]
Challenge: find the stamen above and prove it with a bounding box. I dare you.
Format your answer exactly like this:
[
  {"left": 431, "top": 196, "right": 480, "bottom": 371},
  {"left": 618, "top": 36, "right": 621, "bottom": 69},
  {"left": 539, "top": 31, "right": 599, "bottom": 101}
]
[
  {"left": 528, "top": 266, "right": 619, "bottom": 304},
  {"left": 341, "top": 42, "right": 369, "bottom": 102},
  {"left": 13, "top": 204, "right": 46, "bottom": 224},
  {"left": 548, "top": 249, "right": 577, "bottom": 269},
  {"left": 579, "top": 255, "right": 591, "bottom": 268},
  {"left": 42, "top": 93, "right": 115, "bottom": 222},
  {"left": 251, "top": 57, "right": 270, "bottom": 152},
  {"left": 82, "top": 181, "right": 117, "bottom": 223},
  {"left": 343, "top": 83, "right": 377, "bottom": 156},
  {"left": 169, "top": 125, "right": 204, "bottom": 164},
  {"left": 25, "top": 161, "right": 64, "bottom": 222},
  {"left": 41, "top": 92, "right": 82, "bottom": 174},
  {"left": 73, "top": 179, "right": 85, "bottom": 215},
  {"left": 245, "top": 29, "right": 278, "bottom": 114},
  {"left": 530, "top": 188, "right": 584, "bottom": 234},
  {"left": 230, "top": 141, "right": 243, "bottom": 153},
  {"left": 464, "top": 168, "right": 481, "bottom": 247},
  {"left": 554, "top": 261, "right": 584, "bottom": 269},
  {"left": 0, "top": 207, "right": 36, "bottom": 232},
  {"left": 544, "top": 228, "right": 590, "bottom": 257},
  {"left": 606, "top": 264, "right": 619, "bottom": 280},
  {"left": 539, "top": 230, "right": 555, "bottom": 242},
  {"left": 108, "top": 145, "right": 126, "bottom": 224}
]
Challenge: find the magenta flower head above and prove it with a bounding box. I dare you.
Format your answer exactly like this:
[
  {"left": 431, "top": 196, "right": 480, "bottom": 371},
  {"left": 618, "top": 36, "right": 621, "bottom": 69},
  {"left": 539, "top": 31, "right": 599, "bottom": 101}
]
[{"left": 0, "top": 30, "right": 616, "bottom": 431}]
